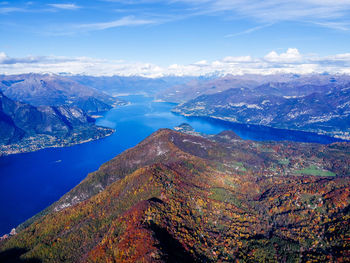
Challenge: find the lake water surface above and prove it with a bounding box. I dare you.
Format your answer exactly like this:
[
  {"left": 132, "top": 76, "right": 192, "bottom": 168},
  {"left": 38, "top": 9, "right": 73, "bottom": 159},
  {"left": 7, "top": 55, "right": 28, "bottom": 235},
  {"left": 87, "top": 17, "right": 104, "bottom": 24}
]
[{"left": 0, "top": 95, "right": 344, "bottom": 235}]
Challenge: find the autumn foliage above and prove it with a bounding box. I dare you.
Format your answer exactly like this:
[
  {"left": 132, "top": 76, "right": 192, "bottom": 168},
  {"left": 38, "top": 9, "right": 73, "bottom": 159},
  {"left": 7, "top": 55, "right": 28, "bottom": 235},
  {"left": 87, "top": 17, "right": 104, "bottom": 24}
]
[{"left": 1, "top": 129, "right": 349, "bottom": 262}]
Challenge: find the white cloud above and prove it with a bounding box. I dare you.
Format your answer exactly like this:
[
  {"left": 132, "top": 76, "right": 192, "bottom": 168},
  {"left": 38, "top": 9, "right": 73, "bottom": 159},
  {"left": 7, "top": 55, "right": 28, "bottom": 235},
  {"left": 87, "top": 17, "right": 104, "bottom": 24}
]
[
  {"left": 311, "top": 21, "right": 350, "bottom": 31},
  {"left": 192, "top": 60, "right": 208, "bottom": 66},
  {"left": 222, "top": 56, "right": 253, "bottom": 63},
  {"left": 1, "top": 48, "right": 350, "bottom": 77},
  {"left": 171, "top": 0, "right": 350, "bottom": 30},
  {"left": 41, "top": 15, "right": 158, "bottom": 35},
  {"left": 225, "top": 24, "right": 273, "bottom": 38},
  {"left": 0, "top": 2, "right": 80, "bottom": 14},
  {"left": 76, "top": 16, "right": 156, "bottom": 31},
  {"left": 324, "top": 53, "right": 350, "bottom": 61},
  {"left": 264, "top": 48, "right": 302, "bottom": 63},
  {"left": 0, "top": 7, "right": 26, "bottom": 13},
  {"left": 48, "top": 3, "right": 80, "bottom": 10}
]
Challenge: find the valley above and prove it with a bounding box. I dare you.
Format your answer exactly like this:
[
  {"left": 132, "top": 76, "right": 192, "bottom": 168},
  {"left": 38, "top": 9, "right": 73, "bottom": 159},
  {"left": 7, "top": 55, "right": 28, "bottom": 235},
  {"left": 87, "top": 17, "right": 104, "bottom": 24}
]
[
  {"left": 0, "top": 94, "right": 342, "bottom": 238},
  {"left": 3, "top": 1, "right": 350, "bottom": 261},
  {"left": 0, "top": 74, "right": 349, "bottom": 262},
  {"left": 0, "top": 74, "right": 128, "bottom": 156},
  {"left": 2, "top": 73, "right": 350, "bottom": 157}
]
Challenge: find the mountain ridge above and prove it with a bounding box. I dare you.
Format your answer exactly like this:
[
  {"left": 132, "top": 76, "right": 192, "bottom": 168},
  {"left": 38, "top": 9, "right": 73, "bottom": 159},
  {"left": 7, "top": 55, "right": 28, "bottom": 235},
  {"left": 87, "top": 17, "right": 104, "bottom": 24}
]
[
  {"left": 0, "top": 73, "right": 126, "bottom": 113},
  {"left": 173, "top": 85, "right": 350, "bottom": 140},
  {"left": 0, "top": 91, "right": 114, "bottom": 156},
  {"left": 156, "top": 73, "right": 350, "bottom": 103},
  {"left": 1, "top": 128, "right": 349, "bottom": 262}
]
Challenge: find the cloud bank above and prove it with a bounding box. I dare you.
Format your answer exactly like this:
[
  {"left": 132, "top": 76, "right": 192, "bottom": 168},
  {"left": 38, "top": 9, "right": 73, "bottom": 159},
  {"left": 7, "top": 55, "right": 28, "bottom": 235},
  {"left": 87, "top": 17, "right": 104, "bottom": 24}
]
[{"left": 1, "top": 49, "right": 350, "bottom": 77}]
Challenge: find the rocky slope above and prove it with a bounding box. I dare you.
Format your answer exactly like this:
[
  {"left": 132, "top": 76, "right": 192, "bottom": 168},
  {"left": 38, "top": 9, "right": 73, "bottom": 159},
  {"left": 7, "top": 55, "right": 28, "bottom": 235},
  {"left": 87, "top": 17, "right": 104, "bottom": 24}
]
[
  {"left": 157, "top": 73, "right": 350, "bottom": 103},
  {"left": 0, "top": 92, "right": 114, "bottom": 156},
  {"left": 173, "top": 84, "right": 350, "bottom": 140},
  {"left": 0, "top": 74, "right": 126, "bottom": 113},
  {"left": 1, "top": 128, "right": 349, "bottom": 262},
  {"left": 156, "top": 76, "right": 258, "bottom": 103}
]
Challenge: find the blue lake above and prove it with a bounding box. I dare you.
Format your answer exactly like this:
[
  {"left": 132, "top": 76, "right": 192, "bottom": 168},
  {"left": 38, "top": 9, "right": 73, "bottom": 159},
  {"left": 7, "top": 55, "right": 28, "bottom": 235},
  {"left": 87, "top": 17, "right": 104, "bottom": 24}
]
[{"left": 0, "top": 95, "right": 344, "bottom": 235}]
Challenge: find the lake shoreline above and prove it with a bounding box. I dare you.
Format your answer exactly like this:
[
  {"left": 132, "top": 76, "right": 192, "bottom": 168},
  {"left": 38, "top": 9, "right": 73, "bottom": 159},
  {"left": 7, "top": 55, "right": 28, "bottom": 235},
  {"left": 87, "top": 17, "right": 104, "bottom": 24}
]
[
  {"left": 0, "top": 127, "right": 115, "bottom": 157},
  {"left": 1, "top": 94, "right": 348, "bottom": 236},
  {"left": 174, "top": 113, "right": 349, "bottom": 144}
]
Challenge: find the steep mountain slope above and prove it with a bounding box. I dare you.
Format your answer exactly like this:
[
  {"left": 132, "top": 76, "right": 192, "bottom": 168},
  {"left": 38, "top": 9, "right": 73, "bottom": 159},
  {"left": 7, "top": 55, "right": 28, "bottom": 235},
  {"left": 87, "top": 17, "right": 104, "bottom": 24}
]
[
  {"left": 0, "top": 92, "right": 113, "bottom": 155},
  {"left": 157, "top": 73, "right": 350, "bottom": 103},
  {"left": 156, "top": 76, "right": 259, "bottom": 103},
  {"left": 1, "top": 129, "right": 349, "bottom": 262},
  {"left": 70, "top": 97, "right": 126, "bottom": 114},
  {"left": 0, "top": 74, "right": 125, "bottom": 113},
  {"left": 173, "top": 86, "right": 350, "bottom": 140}
]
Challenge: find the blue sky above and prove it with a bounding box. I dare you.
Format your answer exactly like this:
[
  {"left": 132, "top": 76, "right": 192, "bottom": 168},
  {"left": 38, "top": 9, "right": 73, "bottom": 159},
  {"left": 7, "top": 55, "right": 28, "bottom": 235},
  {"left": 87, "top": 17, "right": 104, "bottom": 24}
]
[{"left": 1, "top": 0, "right": 350, "bottom": 76}]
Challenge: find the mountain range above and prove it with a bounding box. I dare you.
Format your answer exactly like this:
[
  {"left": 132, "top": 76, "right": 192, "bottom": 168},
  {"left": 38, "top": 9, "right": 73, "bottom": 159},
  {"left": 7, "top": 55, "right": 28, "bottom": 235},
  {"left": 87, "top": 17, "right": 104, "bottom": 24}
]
[
  {"left": 2, "top": 72, "right": 350, "bottom": 156},
  {"left": 156, "top": 73, "right": 350, "bottom": 103},
  {"left": 0, "top": 91, "right": 114, "bottom": 156},
  {"left": 0, "top": 74, "right": 126, "bottom": 113},
  {"left": 69, "top": 75, "right": 194, "bottom": 97},
  {"left": 0, "top": 74, "right": 138, "bottom": 155},
  {"left": 1, "top": 128, "right": 349, "bottom": 262},
  {"left": 172, "top": 75, "right": 350, "bottom": 140}
]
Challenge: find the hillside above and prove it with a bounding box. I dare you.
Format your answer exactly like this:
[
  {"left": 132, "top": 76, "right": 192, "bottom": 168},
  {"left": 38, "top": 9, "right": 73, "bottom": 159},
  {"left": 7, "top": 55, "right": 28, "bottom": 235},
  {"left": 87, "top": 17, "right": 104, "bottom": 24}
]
[
  {"left": 156, "top": 74, "right": 350, "bottom": 103},
  {"left": 0, "top": 91, "right": 114, "bottom": 156},
  {"left": 173, "top": 84, "right": 350, "bottom": 140},
  {"left": 0, "top": 74, "right": 126, "bottom": 113},
  {"left": 1, "top": 128, "right": 349, "bottom": 262}
]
